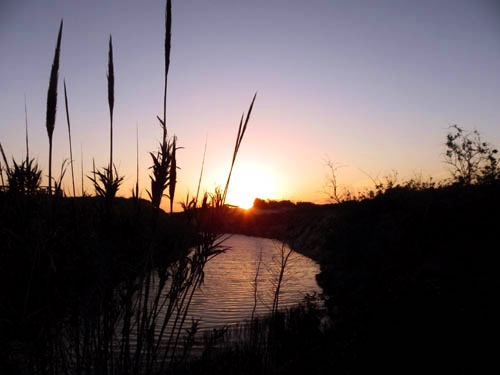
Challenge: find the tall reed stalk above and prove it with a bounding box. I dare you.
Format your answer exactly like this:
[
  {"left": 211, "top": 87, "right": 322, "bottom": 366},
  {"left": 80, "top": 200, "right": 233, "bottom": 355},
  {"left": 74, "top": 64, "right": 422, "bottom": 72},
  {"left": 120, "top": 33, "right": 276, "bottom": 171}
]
[
  {"left": 88, "top": 35, "right": 123, "bottom": 202},
  {"left": 80, "top": 145, "right": 84, "bottom": 196},
  {"left": 0, "top": 143, "right": 9, "bottom": 188},
  {"left": 132, "top": 123, "right": 139, "bottom": 199},
  {"left": 148, "top": 0, "right": 177, "bottom": 214},
  {"left": 24, "top": 94, "right": 29, "bottom": 164},
  {"left": 222, "top": 92, "right": 257, "bottom": 204},
  {"left": 63, "top": 79, "right": 76, "bottom": 197},
  {"left": 163, "top": 0, "right": 171, "bottom": 133},
  {"left": 108, "top": 35, "right": 114, "bottom": 180},
  {"left": 0, "top": 153, "right": 5, "bottom": 188},
  {"left": 46, "top": 20, "right": 63, "bottom": 195}
]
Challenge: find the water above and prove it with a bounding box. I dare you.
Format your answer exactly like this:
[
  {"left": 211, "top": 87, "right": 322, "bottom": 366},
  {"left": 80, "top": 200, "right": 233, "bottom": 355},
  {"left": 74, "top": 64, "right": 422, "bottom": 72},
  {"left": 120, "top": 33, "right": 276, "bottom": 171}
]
[{"left": 187, "top": 234, "right": 322, "bottom": 330}]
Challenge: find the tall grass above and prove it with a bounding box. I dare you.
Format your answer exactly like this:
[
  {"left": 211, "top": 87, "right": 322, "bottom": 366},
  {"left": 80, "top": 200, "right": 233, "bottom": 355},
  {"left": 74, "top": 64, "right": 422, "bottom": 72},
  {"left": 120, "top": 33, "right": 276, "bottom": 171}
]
[
  {"left": 107, "top": 35, "right": 115, "bottom": 182},
  {"left": 132, "top": 123, "right": 140, "bottom": 200},
  {"left": 148, "top": 0, "right": 176, "bottom": 214},
  {"left": 24, "top": 95, "right": 29, "bottom": 164},
  {"left": 88, "top": 35, "right": 123, "bottom": 204},
  {"left": 0, "top": 149, "right": 5, "bottom": 187},
  {"left": 222, "top": 92, "right": 256, "bottom": 204},
  {"left": 0, "top": 1, "right": 262, "bottom": 374},
  {"left": 63, "top": 80, "right": 76, "bottom": 197},
  {"left": 45, "top": 19, "right": 63, "bottom": 195}
]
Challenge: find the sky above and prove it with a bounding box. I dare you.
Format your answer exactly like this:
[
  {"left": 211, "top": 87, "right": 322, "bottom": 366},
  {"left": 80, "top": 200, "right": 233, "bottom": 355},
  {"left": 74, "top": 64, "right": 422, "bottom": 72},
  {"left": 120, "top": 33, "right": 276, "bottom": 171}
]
[{"left": 1, "top": 0, "right": 499, "bottom": 210}]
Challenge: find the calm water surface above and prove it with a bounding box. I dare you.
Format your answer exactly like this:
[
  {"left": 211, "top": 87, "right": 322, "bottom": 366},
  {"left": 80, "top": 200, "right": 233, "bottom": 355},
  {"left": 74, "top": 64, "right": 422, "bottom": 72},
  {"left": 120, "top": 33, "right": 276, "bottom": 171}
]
[{"left": 188, "top": 234, "right": 322, "bottom": 330}]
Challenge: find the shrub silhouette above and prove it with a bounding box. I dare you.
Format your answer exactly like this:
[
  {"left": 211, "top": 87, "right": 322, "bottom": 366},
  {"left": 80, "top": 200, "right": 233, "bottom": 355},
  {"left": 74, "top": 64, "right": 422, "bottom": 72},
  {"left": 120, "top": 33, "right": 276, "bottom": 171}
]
[
  {"left": 444, "top": 124, "right": 499, "bottom": 185},
  {"left": 0, "top": 153, "right": 41, "bottom": 195}
]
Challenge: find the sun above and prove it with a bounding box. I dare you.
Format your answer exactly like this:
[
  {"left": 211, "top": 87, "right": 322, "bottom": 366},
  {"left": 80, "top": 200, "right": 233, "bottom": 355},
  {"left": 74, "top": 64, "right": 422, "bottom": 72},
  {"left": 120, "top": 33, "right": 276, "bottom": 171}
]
[{"left": 225, "top": 163, "right": 277, "bottom": 209}]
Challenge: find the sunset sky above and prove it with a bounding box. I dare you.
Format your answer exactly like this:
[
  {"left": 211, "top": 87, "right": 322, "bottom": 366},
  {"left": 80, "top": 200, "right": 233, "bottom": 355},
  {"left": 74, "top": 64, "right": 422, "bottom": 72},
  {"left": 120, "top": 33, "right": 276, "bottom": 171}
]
[{"left": 1, "top": 0, "right": 499, "bottom": 210}]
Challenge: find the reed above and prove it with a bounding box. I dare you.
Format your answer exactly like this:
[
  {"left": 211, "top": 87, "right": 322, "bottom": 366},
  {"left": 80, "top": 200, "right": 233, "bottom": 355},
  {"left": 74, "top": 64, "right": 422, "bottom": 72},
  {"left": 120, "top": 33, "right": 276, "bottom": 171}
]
[
  {"left": 24, "top": 95, "right": 29, "bottom": 164},
  {"left": 54, "top": 159, "right": 69, "bottom": 197},
  {"left": 169, "top": 136, "right": 177, "bottom": 213},
  {"left": 147, "top": 0, "right": 176, "bottom": 214},
  {"left": 0, "top": 143, "right": 9, "bottom": 192},
  {"left": 88, "top": 35, "right": 123, "bottom": 203},
  {"left": 222, "top": 92, "right": 257, "bottom": 204},
  {"left": 107, "top": 35, "right": 115, "bottom": 180},
  {"left": 80, "top": 145, "right": 86, "bottom": 196},
  {"left": 63, "top": 80, "right": 76, "bottom": 197},
  {"left": 131, "top": 124, "right": 140, "bottom": 201},
  {"left": 45, "top": 19, "right": 63, "bottom": 195},
  {"left": 163, "top": 0, "right": 171, "bottom": 132},
  {"left": 0, "top": 142, "right": 8, "bottom": 180},
  {"left": 0, "top": 155, "right": 5, "bottom": 188}
]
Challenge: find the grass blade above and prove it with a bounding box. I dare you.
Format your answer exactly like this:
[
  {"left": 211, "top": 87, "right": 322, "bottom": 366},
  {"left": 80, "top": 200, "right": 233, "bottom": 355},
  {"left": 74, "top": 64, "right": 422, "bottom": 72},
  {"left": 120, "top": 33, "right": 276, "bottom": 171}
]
[
  {"left": 63, "top": 79, "right": 76, "bottom": 197},
  {"left": 169, "top": 136, "right": 177, "bottom": 213}
]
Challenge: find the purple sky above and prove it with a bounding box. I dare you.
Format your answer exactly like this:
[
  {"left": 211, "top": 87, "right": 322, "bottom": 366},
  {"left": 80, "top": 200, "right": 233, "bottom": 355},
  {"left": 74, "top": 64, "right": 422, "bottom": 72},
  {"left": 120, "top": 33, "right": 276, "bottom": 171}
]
[{"left": 1, "top": 0, "right": 499, "bottom": 209}]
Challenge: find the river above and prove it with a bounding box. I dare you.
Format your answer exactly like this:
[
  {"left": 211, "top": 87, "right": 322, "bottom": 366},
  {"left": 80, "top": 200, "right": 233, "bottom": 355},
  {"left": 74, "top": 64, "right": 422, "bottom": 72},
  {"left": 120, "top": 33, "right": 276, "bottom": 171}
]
[{"left": 187, "top": 234, "right": 322, "bottom": 330}]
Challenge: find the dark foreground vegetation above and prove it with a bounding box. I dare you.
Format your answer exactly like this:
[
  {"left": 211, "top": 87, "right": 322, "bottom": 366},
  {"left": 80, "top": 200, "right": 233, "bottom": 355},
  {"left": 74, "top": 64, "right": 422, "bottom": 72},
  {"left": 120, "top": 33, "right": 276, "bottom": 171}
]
[{"left": 2, "top": 179, "right": 499, "bottom": 374}]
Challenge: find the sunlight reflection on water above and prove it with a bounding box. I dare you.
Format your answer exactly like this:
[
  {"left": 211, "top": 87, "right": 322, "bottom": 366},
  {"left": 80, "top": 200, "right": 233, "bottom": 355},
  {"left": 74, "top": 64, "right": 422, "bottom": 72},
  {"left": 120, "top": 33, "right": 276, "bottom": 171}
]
[{"left": 188, "top": 234, "right": 322, "bottom": 330}]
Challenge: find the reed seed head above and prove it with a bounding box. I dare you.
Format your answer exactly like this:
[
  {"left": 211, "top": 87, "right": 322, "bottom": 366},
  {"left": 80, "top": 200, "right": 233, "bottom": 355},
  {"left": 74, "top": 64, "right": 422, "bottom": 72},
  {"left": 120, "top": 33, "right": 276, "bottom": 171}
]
[{"left": 46, "top": 19, "right": 63, "bottom": 140}]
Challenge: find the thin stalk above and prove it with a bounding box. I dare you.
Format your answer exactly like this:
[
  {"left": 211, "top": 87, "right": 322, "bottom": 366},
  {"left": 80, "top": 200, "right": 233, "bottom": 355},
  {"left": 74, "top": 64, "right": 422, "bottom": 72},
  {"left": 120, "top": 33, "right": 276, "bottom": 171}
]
[
  {"left": 148, "top": 0, "right": 174, "bottom": 213},
  {"left": 64, "top": 79, "right": 76, "bottom": 197},
  {"left": 223, "top": 92, "right": 257, "bottom": 204},
  {"left": 170, "top": 275, "right": 203, "bottom": 369},
  {"left": 152, "top": 286, "right": 177, "bottom": 355},
  {"left": 0, "top": 144, "right": 8, "bottom": 188},
  {"left": 80, "top": 145, "right": 84, "bottom": 196},
  {"left": 92, "top": 159, "right": 96, "bottom": 191},
  {"left": 46, "top": 19, "right": 63, "bottom": 195},
  {"left": 135, "top": 122, "right": 139, "bottom": 199},
  {"left": 134, "top": 266, "right": 153, "bottom": 374},
  {"left": 0, "top": 160, "right": 4, "bottom": 188},
  {"left": 24, "top": 94, "right": 29, "bottom": 164},
  {"left": 107, "top": 35, "right": 114, "bottom": 182},
  {"left": 162, "top": 265, "right": 204, "bottom": 373},
  {"left": 169, "top": 136, "right": 177, "bottom": 213},
  {"left": 163, "top": 0, "right": 171, "bottom": 131},
  {"left": 195, "top": 136, "right": 208, "bottom": 203},
  {"left": 271, "top": 242, "right": 293, "bottom": 316},
  {"left": 251, "top": 250, "right": 263, "bottom": 322}
]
